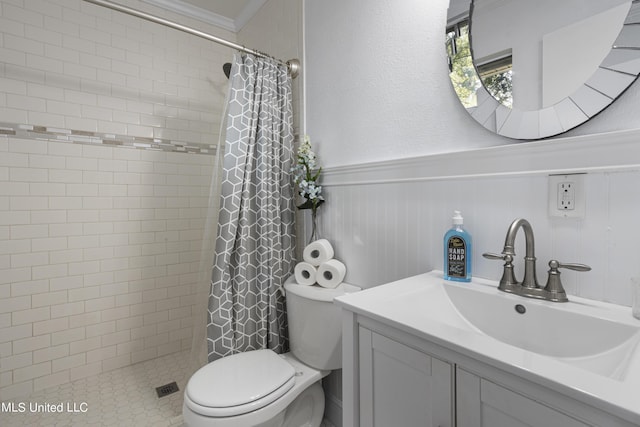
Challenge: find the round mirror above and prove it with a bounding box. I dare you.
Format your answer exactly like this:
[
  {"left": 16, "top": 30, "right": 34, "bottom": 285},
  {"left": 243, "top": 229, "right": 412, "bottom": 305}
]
[{"left": 446, "top": 0, "right": 640, "bottom": 140}]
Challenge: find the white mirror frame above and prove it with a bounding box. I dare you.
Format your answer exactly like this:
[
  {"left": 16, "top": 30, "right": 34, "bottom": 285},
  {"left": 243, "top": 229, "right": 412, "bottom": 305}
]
[{"left": 450, "top": 0, "right": 640, "bottom": 140}]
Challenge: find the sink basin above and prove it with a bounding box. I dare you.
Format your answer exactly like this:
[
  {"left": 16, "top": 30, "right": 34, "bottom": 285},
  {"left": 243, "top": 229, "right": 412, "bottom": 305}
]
[
  {"left": 444, "top": 282, "right": 637, "bottom": 357},
  {"left": 335, "top": 271, "right": 640, "bottom": 380},
  {"left": 442, "top": 280, "right": 640, "bottom": 378}
]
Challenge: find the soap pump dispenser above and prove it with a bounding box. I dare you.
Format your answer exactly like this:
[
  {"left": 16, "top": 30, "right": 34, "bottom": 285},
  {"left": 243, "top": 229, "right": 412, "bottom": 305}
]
[{"left": 444, "top": 210, "right": 472, "bottom": 282}]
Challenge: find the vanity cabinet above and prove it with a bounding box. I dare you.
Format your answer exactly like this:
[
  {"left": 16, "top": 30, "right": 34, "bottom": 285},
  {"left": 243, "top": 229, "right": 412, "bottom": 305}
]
[
  {"left": 342, "top": 313, "right": 636, "bottom": 427},
  {"left": 456, "top": 368, "right": 591, "bottom": 427},
  {"left": 358, "top": 327, "right": 453, "bottom": 427}
]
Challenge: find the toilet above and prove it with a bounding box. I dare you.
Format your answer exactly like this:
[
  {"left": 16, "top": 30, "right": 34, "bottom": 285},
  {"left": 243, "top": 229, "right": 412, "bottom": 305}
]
[{"left": 182, "top": 275, "right": 360, "bottom": 427}]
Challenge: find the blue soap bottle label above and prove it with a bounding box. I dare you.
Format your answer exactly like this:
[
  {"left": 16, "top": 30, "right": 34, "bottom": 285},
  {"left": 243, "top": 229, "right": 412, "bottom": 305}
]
[
  {"left": 446, "top": 236, "right": 468, "bottom": 278},
  {"left": 444, "top": 211, "right": 472, "bottom": 282}
]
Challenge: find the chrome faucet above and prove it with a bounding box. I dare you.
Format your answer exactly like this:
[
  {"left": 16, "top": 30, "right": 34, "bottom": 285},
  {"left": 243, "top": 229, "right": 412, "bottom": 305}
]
[{"left": 483, "top": 218, "right": 591, "bottom": 302}]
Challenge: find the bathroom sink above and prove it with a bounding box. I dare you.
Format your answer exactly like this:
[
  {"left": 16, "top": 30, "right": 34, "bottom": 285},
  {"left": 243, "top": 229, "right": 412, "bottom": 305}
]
[
  {"left": 444, "top": 282, "right": 637, "bottom": 357},
  {"left": 442, "top": 279, "right": 640, "bottom": 378},
  {"left": 335, "top": 271, "right": 640, "bottom": 424},
  {"left": 336, "top": 271, "right": 640, "bottom": 380}
]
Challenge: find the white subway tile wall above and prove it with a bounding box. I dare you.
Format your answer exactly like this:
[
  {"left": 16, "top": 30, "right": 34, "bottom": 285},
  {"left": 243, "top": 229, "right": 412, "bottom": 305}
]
[
  {"left": 1, "top": 135, "right": 216, "bottom": 400},
  {"left": 0, "top": 0, "right": 232, "bottom": 145},
  {"left": 0, "top": 0, "right": 227, "bottom": 399}
]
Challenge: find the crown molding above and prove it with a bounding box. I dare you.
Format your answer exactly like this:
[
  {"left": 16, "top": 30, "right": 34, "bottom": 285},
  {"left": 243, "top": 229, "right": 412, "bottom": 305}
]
[
  {"left": 141, "top": 0, "right": 237, "bottom": 32},
  {"left": 235, "top": 0, "right": 269, "bottom": 31}
]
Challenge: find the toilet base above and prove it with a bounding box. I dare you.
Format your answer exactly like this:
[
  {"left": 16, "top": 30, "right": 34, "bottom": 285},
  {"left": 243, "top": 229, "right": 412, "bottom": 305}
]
[{"left": 282, "top": 381, "right": 324, "bottom": 427}]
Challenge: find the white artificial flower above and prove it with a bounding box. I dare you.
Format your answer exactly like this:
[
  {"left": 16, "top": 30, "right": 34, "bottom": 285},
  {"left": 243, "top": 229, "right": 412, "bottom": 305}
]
[{"left": 292, "top": 135, "right": 324, "bottom": 210}]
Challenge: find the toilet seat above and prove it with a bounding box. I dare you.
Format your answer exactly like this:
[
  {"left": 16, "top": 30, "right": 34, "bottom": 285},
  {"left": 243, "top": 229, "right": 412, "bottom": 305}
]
[{"left": 185, "top": 349, "right": 296, "bottom": 417}]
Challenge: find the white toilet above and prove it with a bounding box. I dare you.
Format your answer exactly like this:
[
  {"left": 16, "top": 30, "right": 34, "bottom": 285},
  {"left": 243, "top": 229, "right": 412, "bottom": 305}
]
[{"left": 183, "top": 275, "right": 360, "bottom": 427}]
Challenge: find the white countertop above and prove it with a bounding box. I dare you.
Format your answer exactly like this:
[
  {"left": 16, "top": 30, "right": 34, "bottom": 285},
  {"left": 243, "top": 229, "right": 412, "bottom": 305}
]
[{"left": 334, "top": 270, "right": 640, "bottom": 425}]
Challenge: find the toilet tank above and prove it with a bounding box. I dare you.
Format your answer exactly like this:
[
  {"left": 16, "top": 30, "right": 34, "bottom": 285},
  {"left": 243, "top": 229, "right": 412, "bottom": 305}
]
[{"left": 284, "top": 276, "right": 360, "bottom": 370}]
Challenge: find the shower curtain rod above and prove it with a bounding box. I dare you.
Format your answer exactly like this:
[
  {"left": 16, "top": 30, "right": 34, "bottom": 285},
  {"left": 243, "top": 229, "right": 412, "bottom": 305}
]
[{"left": 82, "top": 0, "right": 300, "bottom": 78}]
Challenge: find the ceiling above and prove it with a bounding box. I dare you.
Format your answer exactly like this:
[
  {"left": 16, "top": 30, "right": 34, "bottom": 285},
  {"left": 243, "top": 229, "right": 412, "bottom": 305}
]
[{"left": 141, "top": 0, "right": 268, "bottom": 32}]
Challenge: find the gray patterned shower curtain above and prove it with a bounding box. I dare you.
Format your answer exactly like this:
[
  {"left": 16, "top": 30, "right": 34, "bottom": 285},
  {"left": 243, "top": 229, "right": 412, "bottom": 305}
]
[{"left": 206, "top": 53, "right": 296, "bottom": 362}]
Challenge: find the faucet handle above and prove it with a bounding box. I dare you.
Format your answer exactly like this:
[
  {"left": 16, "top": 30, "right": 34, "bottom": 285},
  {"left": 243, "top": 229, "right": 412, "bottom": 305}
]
[
  {"left": 483, "top": 252, "right": 518, "bottom": 291},
  {"left": 483, "top": 252, "right": 513, "bottom": 263},
  {"left": 548, "top": 260, "right": 591, "bottom": 272},
  {"left": 544, "top": 260, "right": 592, "bottom": 302}
]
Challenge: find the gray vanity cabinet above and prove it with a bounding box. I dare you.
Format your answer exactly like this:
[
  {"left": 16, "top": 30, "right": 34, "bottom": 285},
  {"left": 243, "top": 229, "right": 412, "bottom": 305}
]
[
  {"left": 342, "top": 312, "right": 636, "bottom": 427},
  {"left": 358, "top": 327, "right": 453, "bottom": 427},
  {"left": 456, "top": 368, "right": 590, "bottom": 427}
]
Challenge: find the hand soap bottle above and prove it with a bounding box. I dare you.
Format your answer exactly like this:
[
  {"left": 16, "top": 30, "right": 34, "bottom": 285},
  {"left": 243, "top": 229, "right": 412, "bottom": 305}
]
[{"left": 444, "top": 210, "right": 472, "bottom": 282}]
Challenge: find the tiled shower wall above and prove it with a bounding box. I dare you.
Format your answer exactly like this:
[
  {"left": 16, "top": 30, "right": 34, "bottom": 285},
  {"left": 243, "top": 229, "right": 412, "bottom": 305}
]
[
  {"left": 0, "top": 135, "right": 215, "bottom": 399},
  {"left": 0, "top": 0, "right": 233, "bottom": 145},
  {"left": 0, "top": 0, "right": 231, "bottom": 399}
]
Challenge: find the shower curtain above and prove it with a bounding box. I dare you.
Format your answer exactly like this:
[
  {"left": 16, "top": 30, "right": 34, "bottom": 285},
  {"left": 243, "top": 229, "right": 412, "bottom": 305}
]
[{"left": 206, "top": 53, "right": 296, "bottom": 362}]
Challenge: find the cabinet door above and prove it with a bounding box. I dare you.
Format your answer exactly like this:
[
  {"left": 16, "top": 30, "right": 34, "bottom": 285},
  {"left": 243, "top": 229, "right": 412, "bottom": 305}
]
[
  {"left": 456, "top": 368, "right": 592, "bottom": 427},
  {"left": 359, "top": 327, "right": 453, "bottom": 427}
]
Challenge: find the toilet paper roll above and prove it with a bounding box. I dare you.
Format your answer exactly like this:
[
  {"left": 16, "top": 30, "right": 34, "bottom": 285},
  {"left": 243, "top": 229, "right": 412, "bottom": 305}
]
[
  {"left": 294, "top": 262, "right": 317, "bottom": 286},
  {"left": 316, "top": 259, "right": 347, "bottom": 289},
  {"left": 303, "top": 239, "right": 334, "bottom": 266}
]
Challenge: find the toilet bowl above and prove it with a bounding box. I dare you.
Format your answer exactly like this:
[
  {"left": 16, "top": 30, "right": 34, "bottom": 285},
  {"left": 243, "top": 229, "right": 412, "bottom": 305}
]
[
  {"left": 183, "top": 351, "right": 326, "bottom": 427},
  {"left": 183, "top": 276, "right": 360, "bottom": 427}
]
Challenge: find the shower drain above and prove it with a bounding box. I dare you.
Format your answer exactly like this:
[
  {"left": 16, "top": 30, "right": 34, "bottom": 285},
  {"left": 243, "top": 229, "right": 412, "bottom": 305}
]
[{"left": 156, "top": 381, "right": 179, "bottom": 398}]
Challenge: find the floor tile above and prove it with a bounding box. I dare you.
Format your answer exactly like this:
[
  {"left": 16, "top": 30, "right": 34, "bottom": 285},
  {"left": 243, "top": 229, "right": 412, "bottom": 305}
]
[{"left": 1, "top": 350, "right": 338, "bottom": 427}]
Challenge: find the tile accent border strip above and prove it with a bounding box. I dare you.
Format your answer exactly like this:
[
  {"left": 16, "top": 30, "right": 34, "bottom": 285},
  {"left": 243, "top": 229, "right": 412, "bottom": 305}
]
[{"left": 0, "top": 122, "right": 218, "bottom": 156}]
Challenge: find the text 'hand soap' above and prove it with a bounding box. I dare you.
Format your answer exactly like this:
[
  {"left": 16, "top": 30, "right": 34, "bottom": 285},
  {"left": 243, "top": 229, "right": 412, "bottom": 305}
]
[{"left": 444, "top": 210, "right": 472, "bottom": 282}]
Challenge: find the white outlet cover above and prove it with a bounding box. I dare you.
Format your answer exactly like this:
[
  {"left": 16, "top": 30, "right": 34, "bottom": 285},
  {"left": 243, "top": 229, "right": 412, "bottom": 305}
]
[{"left": 548, "top": 174, "right": 586, "bottom": 218}]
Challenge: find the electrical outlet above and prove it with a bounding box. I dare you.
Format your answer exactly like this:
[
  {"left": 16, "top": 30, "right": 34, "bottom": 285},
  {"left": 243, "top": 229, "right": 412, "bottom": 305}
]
[
  {"left": 557, "top": 181, "right": 575, "bottom": 210},
  {"left": 548, "top": 174, "right": 585, "bottom": 218}
]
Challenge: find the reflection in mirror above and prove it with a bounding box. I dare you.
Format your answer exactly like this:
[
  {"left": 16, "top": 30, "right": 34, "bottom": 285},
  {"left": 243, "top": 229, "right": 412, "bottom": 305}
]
[
  {"left": 446, "top": 20, "right": 479, "bottom": 108},
  {"left": 446, "top": 0, "right": 640, "bottom": 140},
  {"left": 446, "top": 17, "right": 513, "bottom": 108},
  {"left": 477, "top": 55, "right": 512, "bottom": 108}
]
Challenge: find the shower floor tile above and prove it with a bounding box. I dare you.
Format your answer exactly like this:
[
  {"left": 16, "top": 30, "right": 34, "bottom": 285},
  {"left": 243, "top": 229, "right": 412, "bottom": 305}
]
[
  {"left": 1, "top": 350, "right": 338, "bottom": 427},
  {"left": 1, "top": 350, "right": 193, "bottom": 427}
]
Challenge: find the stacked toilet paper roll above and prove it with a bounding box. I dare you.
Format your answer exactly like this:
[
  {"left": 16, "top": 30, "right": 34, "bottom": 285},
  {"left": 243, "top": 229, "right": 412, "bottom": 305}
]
[
  {"left": 316, "top": 258, "right": 347, "bottom": 289},
  {"left": 302, "top": 239, "right": 334, "bottom": 266},
  {"left": 294, "top": 239, "right": 347, "bottom": 288},
  {"left": 294, "top": 262, "right": 317, "bottom": 286}
]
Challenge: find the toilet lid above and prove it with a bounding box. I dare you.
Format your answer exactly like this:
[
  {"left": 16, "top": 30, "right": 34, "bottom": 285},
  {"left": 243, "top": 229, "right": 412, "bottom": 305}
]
[{"left": 186, "top": 349, "right": 295, "bottom": 415}]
